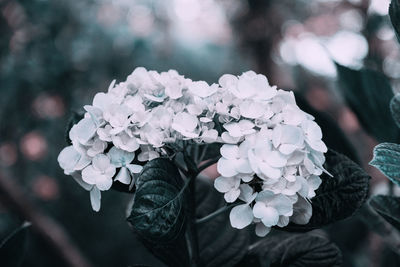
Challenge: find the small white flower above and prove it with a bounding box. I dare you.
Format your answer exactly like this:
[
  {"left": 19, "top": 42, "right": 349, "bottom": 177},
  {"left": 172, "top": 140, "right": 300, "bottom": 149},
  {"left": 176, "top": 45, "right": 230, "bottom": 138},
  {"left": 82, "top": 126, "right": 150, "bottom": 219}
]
[
  {"left": 171, "top": 112, "right": 199, "bottom": 138},
  {"left": 108, "top": 147, "right": 143, "bottom": 185},
  {"left": 302, "top": 120, "right": 328, "bottom": 152},
  {"left": 82, "top": 154, "right": 116, "bottom": 191},
  {"left": 229, "top": 184, "right": 257, "bottom": 229},
  {"left": 214, "top": 176, "right": 241, "bottom": 203},
  {"left": 58, "top": 146, "right": 90, "bottom": 174},
  {"left": 70, "top": 117, "right": 97, "bottom": 145},
  {"left": 253, "top": 190, "right": 293, "bottom": 228},
  {"left": 87, "top": 137, "right": 107, "bottom": 157},
  {"left": 112, "top": 132, "right": 140, "bottom": 152},
  {"left": 188, "top": 81, "right": 218, "bottom": 98}
]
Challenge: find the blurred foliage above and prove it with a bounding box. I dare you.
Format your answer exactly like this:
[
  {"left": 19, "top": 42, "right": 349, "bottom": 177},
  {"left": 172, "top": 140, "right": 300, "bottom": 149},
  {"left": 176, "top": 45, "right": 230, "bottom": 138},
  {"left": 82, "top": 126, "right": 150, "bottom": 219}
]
[{"left": 1, "top": 0, "right": 400, "bottom": 266}]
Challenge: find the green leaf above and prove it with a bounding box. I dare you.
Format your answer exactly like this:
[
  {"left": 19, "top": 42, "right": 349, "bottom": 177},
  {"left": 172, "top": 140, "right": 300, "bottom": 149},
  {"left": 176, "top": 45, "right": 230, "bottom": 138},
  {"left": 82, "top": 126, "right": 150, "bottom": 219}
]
[
  {"left": 369, "top": 195, "right": 400, "bottom": 232},
  {"left": 237, "top": 233, "right": 342, "bottom": 267},
  {"left": 370, "top": 142, "right": 400, "bottom": 186},
  {"left": 196, "top": 178, "right": 250, "bottom": 267},
  {"left": 127, "top": 158, "right": 189, "bottom": 266},
  {"left": 0, "top": 222, "right": 30, "bottom": 267},
  {"left": 284, "top": 150, "right": 370, "bottom": 231},
  {"left": 391, "top": 94, "right": 400, "bottom": 129},
  {"left": 390, "top": 0, "right": 400, "bottom": 43},
  {"left": 336, "top": 63, "right": 398, "bottom": 143}
]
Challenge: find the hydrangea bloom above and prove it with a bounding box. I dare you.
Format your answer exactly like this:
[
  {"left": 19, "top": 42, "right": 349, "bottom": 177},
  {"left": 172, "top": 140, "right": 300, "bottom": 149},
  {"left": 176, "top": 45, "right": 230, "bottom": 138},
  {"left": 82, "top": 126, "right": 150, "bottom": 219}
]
[{"left": 58, "top": 67, "right": 327, "bottom": 237}]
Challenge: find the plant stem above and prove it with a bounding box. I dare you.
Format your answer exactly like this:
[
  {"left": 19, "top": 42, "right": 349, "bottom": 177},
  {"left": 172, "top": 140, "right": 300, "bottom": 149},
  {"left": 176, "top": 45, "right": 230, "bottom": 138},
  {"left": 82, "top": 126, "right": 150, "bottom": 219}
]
[
  {"left": 183, "top": 151, "right": 201, "bottom": 266},
  {"left": 196, "top": 203, "right": 237, "bottom": 225}
]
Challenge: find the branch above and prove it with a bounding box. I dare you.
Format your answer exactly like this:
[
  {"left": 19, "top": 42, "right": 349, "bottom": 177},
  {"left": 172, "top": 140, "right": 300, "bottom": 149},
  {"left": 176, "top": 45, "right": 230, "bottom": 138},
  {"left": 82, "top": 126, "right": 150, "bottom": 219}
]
[
  {"left": 0, "top": 174, "right": 93, "bottom": 267},
  {"left": 196, "top": 203, "right": 237, "bottom": 225}
]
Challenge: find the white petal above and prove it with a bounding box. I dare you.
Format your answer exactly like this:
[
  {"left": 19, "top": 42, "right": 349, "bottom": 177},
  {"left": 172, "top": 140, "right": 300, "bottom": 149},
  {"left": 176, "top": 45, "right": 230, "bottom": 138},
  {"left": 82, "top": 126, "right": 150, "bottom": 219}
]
[
  {"left": 281, "top": 125, "right": 304, "bottom": 145},
  {"left": 221, "top": 132, "right": 241, "bottom": 144},
  {"left": 291, "top": 197, "right": 312, "bottom": 225},
  {"left": 307, "top": 139, "right": 328, "bottom": 153},
  {"left": 239, "top": 100, "right": 264, "bottom": 119},
  {"left": 201, "top": 129, "right": 218, "bottom": 143},
  {"left": 214, "top": 176, "right": 235, "bottom": 193},
  {"left": 90, "top": 187, "right": 101, "bottom": 212},
  {"left": 277, "top": 215, "right": 290, "bottom": 227},
  {"left": 127, "top": 164, "right": 143, "bottom": 174},
  {"left": 58, "top": 146, "right": 80, "bottom": 174},
  {"left": 95, "top": 174, "right": 113, "bottom": 191},
  {"left": 236, "top": 159, "right": 253, "bottom": 174},
  {"left": 82, "top": 165, "right": 98, "bottom": 185},
  {"left": 224, "top": 188, "right": 241, "bottom": 203},
  {"left": 239, "top": 184, "right": 256, "bottom": 203},
  {"left": 255, "top": 223, "right": 271, "bottom": 237},
  {"left": 217, "top": 158, "right": 238, "bottom": 177},
  {"left": 265, "top": 151, "right": 287, "bottom": 168},
  {"left": 258, "top": 206, "right": 279, "bottom": 227},
  {"left": 115, "top": 167, "right": 131, "bottom": 184},
  {"left": 229, "top": 204, "right": 253, "bottom": 229},
  {"left": 108, "top": 147, "right": 135, "bottom": 167},
  {"left": 308, "top": 175, "right": 322, "bottom": 190},
  {"left": 279, "top": 144, "right": 298, "bottom": 155},
  {"left": 269, "top": 194, "right": 293, "bottom": 215},
  {"left": 220, "top": 144, "right": 240, "bottom": 160},
  {"left": 75, "top": 117, "right": 97, "bottom": 144},
  {"left": 71, "top": 172, "right": 93, "bottom": 191},
  {"left": 259, "top": 162, "right": 282, "bottom": 179},
  {"left": 92, "top": 154, "right": 111, "bottom": 172},
  {"left": 223, "top": 123, "right": 242, "bottom": 137}
]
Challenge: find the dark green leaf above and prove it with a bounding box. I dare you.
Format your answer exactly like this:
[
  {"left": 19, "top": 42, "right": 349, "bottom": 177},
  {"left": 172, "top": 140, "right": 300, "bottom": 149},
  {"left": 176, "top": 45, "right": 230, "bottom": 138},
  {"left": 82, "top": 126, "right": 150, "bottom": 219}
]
[
  {"left": 127, "top": 158, "right": 189, "bottom": 266},
  {"left": 370, "top": 142, "right": 400, "bottom": 186},
  {"left": 391, "top": 94, "right": 400, "bottom": 129},
  {"left": 0, "top": 222, "right": 30, "bottom": 267},
  {"left": 196, "top": 178, "right": 250, "bottom": 267},
  {"left": 390, "top": 0, "right": 400, "bottom": 43},
  {"left": 336, "top": 63, "right": 398, "bottom": 143},
  {"left": 237, "top": 233, "right": 342, "bottom": 267},
  {"left": 369, "top": 195, "right": 400, "bottom": 232},
  {"left": 284, "top": 150, "right": 370, "bottom": 231}
]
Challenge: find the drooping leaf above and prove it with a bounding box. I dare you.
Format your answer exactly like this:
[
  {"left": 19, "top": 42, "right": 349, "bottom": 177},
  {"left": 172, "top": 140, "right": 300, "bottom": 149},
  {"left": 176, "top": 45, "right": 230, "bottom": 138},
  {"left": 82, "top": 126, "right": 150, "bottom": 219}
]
[
  {"left": 0, "top": 222, "right": 31, "bottom": 267},
  {"left": 295, "top": 92, "right": 359, "bottom": 163},
  {"left": 236, "top": 232, "right": 342, "bottom": 267},
  {"left": 369, "top": 195, "right": 400, "bottom": 232},
  {"left": 196, "top": 178, "right": 250, "bottom": 267},
  {"left": 391, "top": 94, "right": 400, "bottom": 129},
  {"left": 127, "top": 158, "right": 189, "bottom": 266},
  {"left": 370, "top": 142, "right": 400, "bottom": 186},
  {"left": 390, "top": 0, "right": 400, "bottom": 43},
  {"left": 284, "top": 149, "right": 370, "bottom": 231},
  {"left": 336, "top": 63, "right": 398, "bottom": 143}
]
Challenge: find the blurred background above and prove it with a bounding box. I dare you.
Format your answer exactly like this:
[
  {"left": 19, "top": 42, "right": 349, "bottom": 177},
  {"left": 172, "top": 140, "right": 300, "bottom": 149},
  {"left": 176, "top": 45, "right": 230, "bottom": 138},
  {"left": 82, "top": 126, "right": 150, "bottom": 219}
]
[{"left": 0, "top": 0, "right": 399, "bottom": 266}]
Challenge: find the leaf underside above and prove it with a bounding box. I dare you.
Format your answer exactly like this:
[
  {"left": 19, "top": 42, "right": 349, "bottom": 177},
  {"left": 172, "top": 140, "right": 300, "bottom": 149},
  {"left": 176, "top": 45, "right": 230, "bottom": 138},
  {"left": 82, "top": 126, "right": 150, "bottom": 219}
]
[{"left": 370, "top": 142, "right": 400, "bottom": 186}]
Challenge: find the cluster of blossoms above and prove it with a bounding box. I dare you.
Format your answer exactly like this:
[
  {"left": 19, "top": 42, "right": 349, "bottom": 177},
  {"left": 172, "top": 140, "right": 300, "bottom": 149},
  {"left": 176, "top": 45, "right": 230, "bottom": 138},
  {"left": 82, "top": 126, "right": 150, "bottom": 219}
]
[{"left": 58, "top": 67, "right": 328, "bottom": 236}]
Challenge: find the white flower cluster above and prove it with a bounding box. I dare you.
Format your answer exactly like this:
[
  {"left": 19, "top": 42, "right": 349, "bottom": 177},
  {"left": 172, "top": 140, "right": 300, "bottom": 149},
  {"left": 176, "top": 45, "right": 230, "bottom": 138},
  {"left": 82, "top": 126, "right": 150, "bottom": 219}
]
[{"left": 58, "top": 67, "right": 327, "bottom": 236}]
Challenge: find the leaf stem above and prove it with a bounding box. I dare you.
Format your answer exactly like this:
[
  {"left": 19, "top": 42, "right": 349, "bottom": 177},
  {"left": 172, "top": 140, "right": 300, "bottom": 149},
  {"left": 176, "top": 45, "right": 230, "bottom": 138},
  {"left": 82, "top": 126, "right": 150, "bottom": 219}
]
[{"left": 196, "top": 203, "right": 237, "bottom": 225}]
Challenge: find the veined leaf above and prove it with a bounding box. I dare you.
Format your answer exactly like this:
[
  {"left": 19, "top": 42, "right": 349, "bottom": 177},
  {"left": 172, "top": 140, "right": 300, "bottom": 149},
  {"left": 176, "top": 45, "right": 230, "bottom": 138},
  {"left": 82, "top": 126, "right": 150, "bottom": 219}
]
[
  {"left": 236, "top": 233, "right": 342, "bottom": 267},
  {"left": 127, "top": 158, "right": 189, "bottom": 266},
  {"left": 284, "top": 150, "right": 370, "bottom": 231},
  {"left": 370, "top": 142, "right": 400, "bottom": 186}
]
